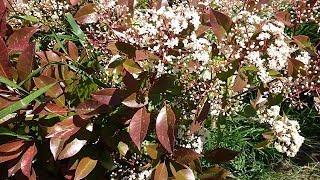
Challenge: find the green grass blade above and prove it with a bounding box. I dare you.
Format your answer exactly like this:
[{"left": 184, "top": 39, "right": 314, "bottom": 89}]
[
  {"left": 0, "top": 82, "right": 56, "bottom": 122},
  {"left": 0, "top": 126, "right": 31, "bottom": 140},
  {"left": 0, "top": 76, "right": 29, "bottom": 95},
  {"left": 65, "top": 13, "right": 85, "bottom": 44}
]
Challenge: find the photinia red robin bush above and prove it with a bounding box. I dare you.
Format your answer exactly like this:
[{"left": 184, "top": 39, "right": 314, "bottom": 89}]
[{"left": 0, "top": 0, "right": 320, "bottom": 179}]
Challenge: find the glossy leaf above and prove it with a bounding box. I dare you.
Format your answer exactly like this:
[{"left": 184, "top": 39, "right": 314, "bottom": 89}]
[
  {"left": 156, "top": 104, "right": 176, "bottom": 154},
  {"left": 8, "top": 158, "right": 22, "bottom": 177},
  {"left": 175, "top": 167, "right": 195, "bottom": 180},
  {"left": 50, "top": 137, "right": 67, "bottom": 160},
  {"left": 0, "top": 37, "right": 13, "bottom": 79},
  {"left": 91, "top": 88, "right": 127, "bottom": 105},
  {"left": 118, "top": 141, "right": 129, "bottom": 156},
  {"left": 17, "top": 43, "right": 35, "bottom": 91},
  {"left": 7, "top": 26, "right": 38, "bottom": 52},
  {"left": 205, "top": 148, "right": 239, "bottom": 163},
  {"left": 75, "top": 157, "right": 98, "bottom": 180},
  {"left": 76, "top": 99, "right": 102, "bottom": 115},
  {"left": 68, "top": 41, "right": 79, "bottom": 61},
  {"left": 46, "top": 116, "right": 87, "bottom": 138},
  {"left": 75, "top": 3, "right": 98, "bottom": 24},
  {"left": 123, "top": 58, "right": 142, "bottom": 74},
  {"left": 190, "top": 96, "right": 210, "bottom": 134},
  {"left": 210, "top": 9, "right": 232, "bottom": 40},
  {"left": 0, "top": 150, "right": 23, "bottom": 163},
  {"left": 21, "top": 144, "right": 37, "bottom": 178},
  {"left": 154, "top": 163, "right": 168, "bottom": 180},
  {"left": 58, "top": 138, "right": 87, "bottom": 160},
  {"left": 122, "top": 93, "right": 148, "bottom": 108},
  {"left": 34, "top": 103, "right": 68, "bottom": 116},
  {"left": 145, "top": 144, "right": 159, "bottom": 159},
  {"left": 0, "top": 82, "right": 56, "bottom": 121},
  {"left": 70, "top": 0, "right": 80, "bottom": 6},
  {"left": 0, "top": 139, "right": 25, "bottom": 153},
  {"left": 274, "top": 11, "right": 292, "bottom": 26},
  {"left": 129, "top": 107, "right": 150, "bottom": 150},
  {"left": 174, "top": 147, "right": 203, "bottom": 165},
  {"left": 34, "top": 75, "right": 65, "bottom": 106}
]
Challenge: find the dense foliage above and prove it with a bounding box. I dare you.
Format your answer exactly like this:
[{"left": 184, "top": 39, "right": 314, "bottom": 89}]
[{"left": 0, "top": 0, "right": 320, "bottom": 179}]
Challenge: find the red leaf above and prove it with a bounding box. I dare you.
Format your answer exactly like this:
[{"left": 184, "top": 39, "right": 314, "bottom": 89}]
[
  {"left": 129, "top": 107, "right": 150, "bottom": 150},
  {"left": 70, "top": 0, "right": 80, "bottom": 6},
  {"left": 68, "top": 41, "right": 79, "bottom": 61},
  {"left": 21, "top": 144, "right": 37, "bottom": 178},
  {"left": 74, "top": 157, "right": 98, "bottom": 180},
  {"left": 35, "top": 102, "right": 69, "bottom": 116},
  {"left": 123, "top": 70, "right": 140, "bottom": 92},
  {"left": 46, "top": 116, "right": 87, "bottom": 138},
  {"left": 58, "top": 138, "right": 87, "bottom": 160},
  {"left": 75, "top": 3, "right": 98, "bottom": 24},
  {"left": 17, "top": 43, "right": 35, "bottom": 91},
  {"left": 0, "top": 139, "right": 25, "bottom": 153},
  {"left": 190, "top": 97, "right": 210, "bottom": 134},
  {"left": 274, "top": 11, "right": 292, "bottom": 26},
  {"left": 154, "top": 163, "right": 168, "bottom": 180},
  {"left": 174, "top": 147, "right": 203, "bottom": 165},
  {"left": 205, "top": 148, "right": 239, "bottom": 163},
  {"left": 8, "top": 158, "right": 22, "bottom": 177},
  {"left": 76, "top": 99, "right": 102, "bottom": 115},
  {"left": 50, "top": 137, "right": 67, "bottom": 160},
  {"left": 0, "top": 37, "right": 13, "bottom": 79},
  {"left": 33, "top": 75, "right": 65, "bottom": 106},
  {"left": 156, "top": 104, "right": 176, "bottom": 154},
  {"left": 232, "top": 73, "right": 248, "bottom": 92},
  {"left": 91, "top": 88, "right": 127, "bottom": 105},
  {"left": 122, "top": 93, "right": 148, "bottom": 108},
  {"left": 7, "top": 26, "right": 38, "bottom": 52},
  {"left": 0, "top": 150, "right": 23, "bottom": 163},
  {"left": 156, "top": 0, "right": 169, "bottom": 10},
  {"left": 0, "top": 0, "right": 7, "bottom": 37},
  {"left": 210, "top": 9, "right": 232, "bottom": 41}
]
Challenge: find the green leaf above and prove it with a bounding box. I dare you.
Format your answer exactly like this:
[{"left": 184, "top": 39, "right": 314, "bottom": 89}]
[
  {"left": 65, "top": 13, "right": 86, "bottom": 44},
  {"left": 0, "top": 82, "right": 56, "bottom": 122},
  {"left": 17, "top": 15, "right": 40, "bottom": 22},
  {"left": 0, "top": 127, "right": 30, "bottom": 140}
]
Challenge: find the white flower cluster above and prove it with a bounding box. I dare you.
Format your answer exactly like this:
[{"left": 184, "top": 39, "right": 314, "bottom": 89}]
[
  {"left": 8, "top": 0, "right": 72, "bottom": 27},
  {"left": 258, "top": 105, "right": 304, "bottom": 157},
  {"left": 273, "top": 116, "right": 305, "bottom": 157},
  {"left": 176, "top": 125, "right": 209, "bottom": 154}
]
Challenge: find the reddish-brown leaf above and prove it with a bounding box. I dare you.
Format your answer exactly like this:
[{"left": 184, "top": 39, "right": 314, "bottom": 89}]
[
  {"left": 174, "top": 147, "right": 203, "bottom": 165},
  {"left": 21, "top": 144, "right": 37, "bottom": 178},
  {"left": 175, "top": 167, "right": 195, "bottom": 180},
  {"left": 33, "top": 75, "right": 65, "bottom": 106},
  {"left": 58, "top": 138, "right": 87, "bottom": 160},
  {"left": 232, "top": 73, "right": 248, "bottom": 92},
  {"left": 0, "top": 37, "right": 13, "bottom": 79},
  {"left": 0, "top": 150, "right": 23, "bottom": 163},
  {"left": 43, "top": 103, "right": 68, "bottom": 115},
  {"left": 7, "top": 26, "right": 38, "bottom": 52},
  {"left": 205, "top": 148, "right": 239, "bottom": 163},
  {"left": 75, "top": 3, "right": 98, "bottom": 24},
  {"left": 46, "top": 116, "right": 87, "bottom": 138},
  {"left": 8, "top": 158, "right": 22, "bottom": 177},
  {"left": 70, "top": 0, "right": 80, "bottom": 6},
  {"left": 0, "top": 0, "right": 6, "bottom": 37},
  {"left": 68, "top": 41, "right": 79, "bottom": 61},
  {"left": 129, "top": 107, "right": 150, "bottom": 150},
  {"left": 122, "top": 93, "right": 148, "bottom": 108},
  {"left": 76, "top": 99, "right": 102, "bottom": 115},
  {"left": 75, "top": 157, "right": 98, "bottom": 180},
  {"left": 123, "top": 70, "right": 140, "bottom": 92},
  {"left": 154, "top": 163, "right": 168, "bottom": 180},
  {"left": 17, "top": 43, "right": 35, "bottom": 91},
  {"left": 190, "top": 97, "right": 210, "bottom": 134},
  {"left": 210, "top": 9, "right": 232, "bottom": 41},
  {"left": 0, "top": 139, "right": 25, "bottom": 153},
  {"left": 274, "top": 11, "right": 292, "bottom": 26},
  {"left": 293, "top": 35, "right": 314, "bottom": 50},
  {"left": 156, "top": 0, "right": 169, "bottom": 10},
  {"left": 91, "top": 88, "right": 127, "bottom": 105},
  {"left": 156, "top": 104, "right": 176, "bottom": 154},
  {"left": 50, "top": 137, "right": 67, "bottom": 160}
]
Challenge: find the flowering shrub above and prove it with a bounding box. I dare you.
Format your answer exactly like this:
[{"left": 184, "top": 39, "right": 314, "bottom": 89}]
[{"left": 0, "top": 0, "right": 320, "bottom": 179}]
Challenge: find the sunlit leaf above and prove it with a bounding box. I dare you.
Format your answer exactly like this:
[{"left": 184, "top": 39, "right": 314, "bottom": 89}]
[
  {"left": 75, "top": 3, "right": 98, "bottom": 24},
  {"left": 21, "top": 144, "right": 37, "bottom": 178},
  {"left": 46, "top": 116, "right": 87, "bottom": 138},
  {"left": 68, "top": 41, "right": 79, "bottom": 61},
  {"left": 50, "top": 137, "right": 67, "bottom": 160},
  {"left": 75, "top": 157, "right": 98, "bottom": 180},
  {"left": 122, "top": 93, "right": 148, "bottom": 108},
  {"left": 174, "top": 147, "right": 203, "bottom": 165},
  {"left": 175, "top": 167, "right": 195, "bottom": 180},
  {"left": 17, "top": 43, "right": 35, "bottom": 91},
  {"left": 154, "top": 163, "right": 168, "bottom": 180},
  {"left": 129, "top": 107, "right": 150, "bottom": 150},
  {"left": 7, "top": 26, "right": 38, "bottom": 52},
  {"left": 91, "top": 88, "right": 127, "bottom": 105},
  {"left": 58, "top": 138, "right": 87, "bottom": 160},
  {"left": 210, "top": 9, "right": 232, "bottom": 40},
  {"left": 156, "top": 104, "right": 176, "bottom": 154}
]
